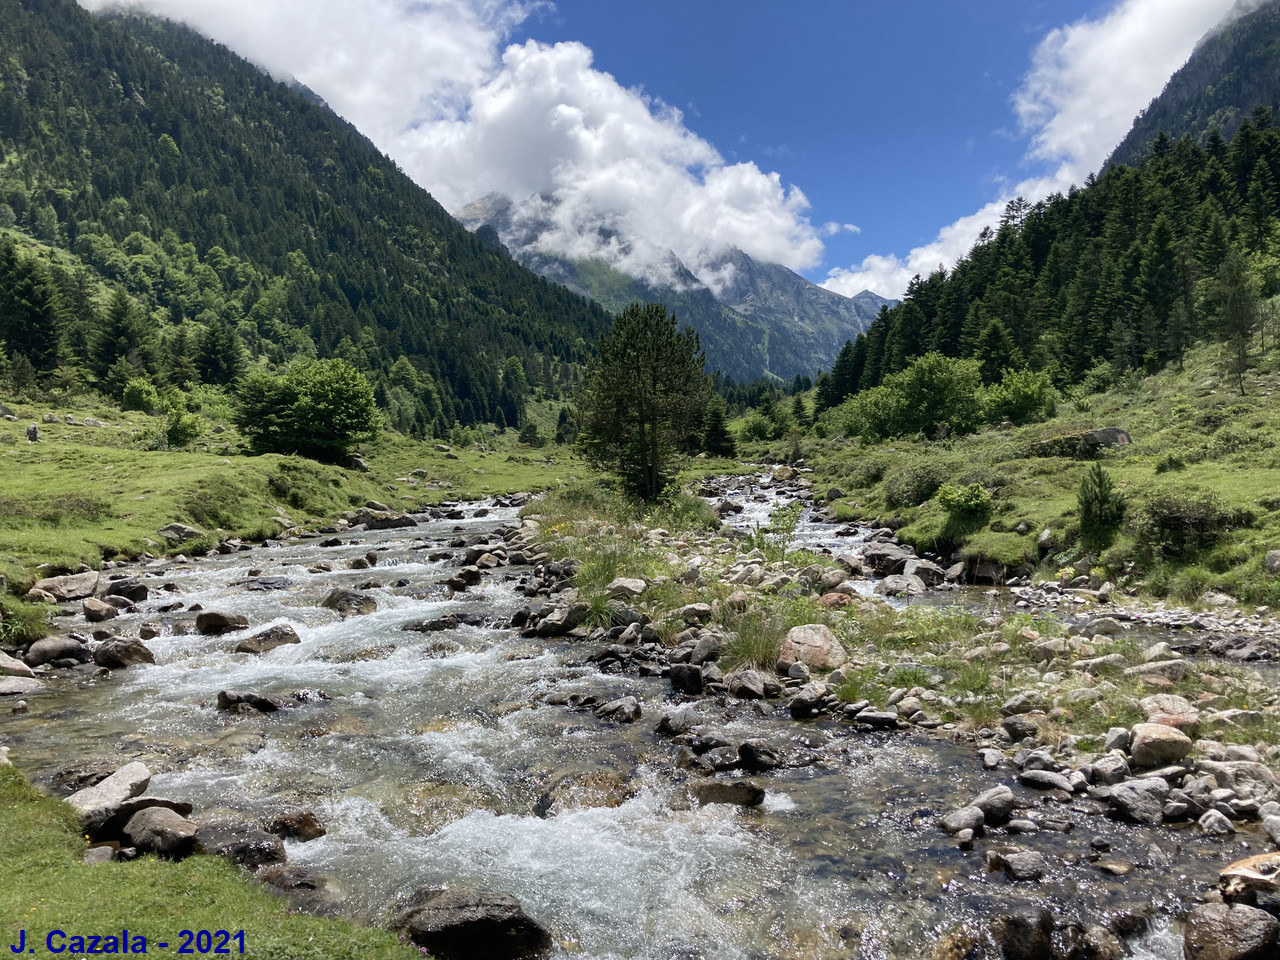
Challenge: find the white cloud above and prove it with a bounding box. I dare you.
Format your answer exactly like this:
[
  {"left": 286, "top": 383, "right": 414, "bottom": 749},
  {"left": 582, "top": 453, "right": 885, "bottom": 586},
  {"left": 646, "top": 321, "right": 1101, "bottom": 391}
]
[
  {"left": 80, "top": 0, "right": 825, "bottom": 286},
  {"left": 820, "top": 222, "right": 860, "bottom": 237},
  {"left": 822, "top": 0, "right": 1238, "bottom": 299}
]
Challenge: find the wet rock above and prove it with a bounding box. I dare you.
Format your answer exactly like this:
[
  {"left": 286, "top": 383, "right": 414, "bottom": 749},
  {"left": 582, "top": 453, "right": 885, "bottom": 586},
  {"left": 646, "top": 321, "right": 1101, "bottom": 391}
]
[
  {"left": 1130, "top": 723, "right": 1193, "bottom": 767},
  {"left": 93, "top": 638, "right": 155, "bottom": 669},
  {"left": 320, "top": 589, "right": 377, "bottom": 618},
  {"left": 24, "top": 635, "right": 87, "bottom": 667},
  {"left": 854, "top": 709, "right": 899, "bottom": 728},
  {"left": 860, "top": 543, "right": 914, "bottom": 575},
  {"left": 595, "top": 696, "right": 641, "bottom": 722},
  {"left": 64, "top": 762, "right": 151, "bottom": 833},
  {"left": 266, "top": 810, "right": 327, "bottom": 842},
  {"left": 31, "top": 571, "right": 99, "bottom": 601},
  {"left": 1019, "top": 769, "right": 1074, "bottom": 792},
  {"left": 998, "top": 850, "right": 1047, "bottom": 881},
  {"left": 195, "top": 823, "right": 286, "bottom": 868},
  {"left": 669, "top": 663, "right": 703, "bottom": 695},
  {"left": 1197, "top": 761, "right": 1280, "bottom": 803},
  {"left": 970, "top": 785, "right": 1016, "bottom": 825},
  {"left": 737, "top": 739, "right": 779, "bottom": 772},
  {"left": 656, "top": 706, "right": 701, "bottom": 736},
  {"left": 123, "top": 807, "right": 197, "bottom": 858},
  {"left": 727, "top": 670, "right": 779, "bottom": 700},
  {"left": 1200, "top": 809, "right": 1236, "bottom": 836},
  {"left": 82, "top": 596, "right": 118, "bottom": 622},
  {"left": 1184, "top": 902, "right": 1279, "bottom": 960},
  {"left": 778, "top": 623, "right": 847, "bottom": 671},
  {"left": 216, "top": 691, "right": 286, "bottom": 713},
  {"left": 1220, "top": 853, "right": 1280, "bottom": 903},
  {"left": 195, "top": 611, "right": 249, "bottom": 635},
  {"left": 690, "top": 779, "right": 766, "bottom": 807},
  {"left": 108, "top": 580, "right": 149, "bottom": 603},
  {"left": 787, "top": 680, "right": 830, "bottom": 719},
  {"left": 0, "top": 676, "right": 43, "bottom": 696},
  {"left": 1109, "top": 777, "right": 1171, "bottom": 824},
  {"left": 235, "top": 625, "right": 302, "bottom": 655},
  {"left": 902, "top": 558, "right": 946, "bottom": 586},
  {"left": 940, "top": 806, "right": 984, "bottom": 835},
  {"left": 392, "top": 886, "right": 551, "bottom": 960},
  {"left": 990, "top": 906, "right": 1054, "bottom": 960}
]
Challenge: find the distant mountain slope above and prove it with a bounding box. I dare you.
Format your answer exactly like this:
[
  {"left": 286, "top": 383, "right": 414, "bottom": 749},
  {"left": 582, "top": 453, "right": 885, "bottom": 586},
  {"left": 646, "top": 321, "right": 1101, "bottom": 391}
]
[
  {"left": 0, "top": 0, "right": 609, "bottom": 430},
  {"left": 1109, "top": 0, "right": 1280, "bottom": 168},
  {"left": 456, "top": 193, "right": 889, "bottom": 382}
]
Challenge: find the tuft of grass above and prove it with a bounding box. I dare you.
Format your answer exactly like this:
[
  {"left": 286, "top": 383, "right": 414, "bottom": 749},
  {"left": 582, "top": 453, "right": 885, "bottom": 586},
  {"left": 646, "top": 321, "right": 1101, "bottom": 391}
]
[
  {"left": 720, "top": 610, "right": 786, "bottom": 671},
  {"left": 0, "top": 597, "right": 55, "bottom": 645}
]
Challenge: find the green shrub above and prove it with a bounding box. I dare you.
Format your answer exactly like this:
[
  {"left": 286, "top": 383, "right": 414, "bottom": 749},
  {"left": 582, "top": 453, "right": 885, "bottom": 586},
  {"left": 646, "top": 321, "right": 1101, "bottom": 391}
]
[
  {"left": 848, "top": 455, "right": 889, "bottom": 489},
  {"left": 235, "top": 358, "right": 379, "bottom": 462},
  {"left": 164, "top": 408, "right": 201, "bottom": 448},
  {"left": 740, "top": 414, "right": 772, "bottom": 442},
  {"left": 884, "top": 461, "right": 947, "bottom": 508},
  {"left": 837, "top": 353, "right": 983, "bottom": 442},
  {"left": 647, "top": 492, "right": 720, "bottom": 533},
  {"left": 935, "top": 482, "right": 992, "bottom": 520},
  {"left": 121, "top": 377, "right": 160, "bottom": 413},
  {"left": 1154, "top": 452, "right": 1186, "bottom": 473},
  {"left": 982, "top": 368, "right": 1057, "bottom": 425},
  {"left": 745, "top": 502, "right": 804, "bottom": 561},
  {"left": 518, "top": 421, "right": 545, "bottom": 447},
  {"left": 1129, "top": 488, "right": 1253, "bottom": 560}
]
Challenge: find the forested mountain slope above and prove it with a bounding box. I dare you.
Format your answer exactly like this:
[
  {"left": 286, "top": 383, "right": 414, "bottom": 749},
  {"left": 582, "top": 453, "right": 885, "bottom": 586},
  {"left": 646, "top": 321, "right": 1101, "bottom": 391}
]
[
  {"left": 0, "top": 0, "right": 609, "bottom": 433},
  {"left": 1109, "top": 0, "right": 1280, "bottom": 168}
]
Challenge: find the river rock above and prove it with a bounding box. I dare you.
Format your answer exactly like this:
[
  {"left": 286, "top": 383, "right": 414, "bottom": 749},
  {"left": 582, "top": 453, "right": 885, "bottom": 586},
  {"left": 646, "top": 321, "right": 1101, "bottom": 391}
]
[
  {"left": 1130, "top": 723, "right": 1193, "bottom": 767},
  {"left": 1019, "top": 769, "right": 1074, "bottom": 792},
  {"left": 216, "top": 690, "right": 286, "bottom": 713},
  {"left": 0, "top": 651, "right": 36, "bottom": 678},
  {"left": 595, "top": 696, "right": 641, "bottom": 722},
  {"left": 0, "top": 676, "right": 45, "bottom": 695},
  {"left": 860, "top": 543, "right": 913, "bottom": 575},
  {"left": 1197, "top": 761, "right": 1280, "bottom": 803},
  {"left": 738, "top": 739, "right": 779, "bottom": 772},
  {"left": 902, "top": 558, "right": 946, "bottom": 586},
  {"left": 1184, "top": 902, "right": 1279, "bottom": 960},
  {"left": 1091, "top": 752, "right": 1131, "bottom": 785},
  {"left": 727, "top": 670, "right": 779, "bottom": 700},
  {"left": 1109, "top": 777, "right": 1171, "bottom": 824},
  {"left": 873, "top": 574, "right": 927, "bottom": 597},
  {"left": 656, "top": 705, "right": 701, "bottom": 737},
  {"left": 606, "top": 577, "right": 646, "bottom": 599},
  {"left": 195, "top": 823, "right": 287, "bottom": 868},
  {"left": 31, "top": 571, "right": 99, "bottom": 601},
  {"left": 158, "top": 523, "right": 204, "bottom": 543},
  {"left": 1220, "top": 852, "right": 1280, "bottom": 902},
  {"left": 235, "top": 625, "right": 302, "bottom": 655},
  {"left": 1200, "top": 809, "right": 1236, "bottom": 836},
  {"left": 999, "top": 850, "right": 1047, "bottom": 881},
  {"left": 82, "top": 596, "right": 118, "bottom": 622},
  {"left": 690, "top": 779, "right": 766, "bottom": 807},
  {"left": 195, "top": 611, "right": 249, "bottom": 635},
  {"left": 65, "top": 762, "right": 151, "bottom": 833},
  {"left": 124, "top": 807, "right": 197, "bottom": 858},
  {"left": 669, "top": 663, "right": 703, "bottom": 695},
  {"left": 320, "top": 589, "right": 377, "bottom": 617},
  {"left": 990, "top": 906, "right": 1054, "bottom": 960},
  {"left": 787, "top": 680, "right": 830, "bottom": 719},
  {"left": 940, "top": 806, "right": 984, "bottom": 835},
  {"left": 1140, "top": 693, "right": 1200, "bottom": 729},
  {"left": 1104, "top": 727, "right": 1131, "bottom": 752},
  {"left": 108, "top": 580, "right": 149, "bottom": 603},
  {"left": 393, "top": 886, "right": 551, "bottom": 960},
  {"left": 266, "top": 810, "right": 326, "bottom": 842},
  {"left": 93, "top": 638, "right": 155, "bottom": 669},
  {"left": 778, "top": 624, "right": 847, "bottom": 670},
  {"left": 969, "top": 785, "right": 1016, "bottom": 824},
  {"left": 24, "top": 635, "right": 87, "bottom": 667}
]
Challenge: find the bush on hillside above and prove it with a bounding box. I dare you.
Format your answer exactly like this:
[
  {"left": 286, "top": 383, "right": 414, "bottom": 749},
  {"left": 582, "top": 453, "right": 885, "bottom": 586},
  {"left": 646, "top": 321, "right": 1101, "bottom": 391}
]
[{"left": 235, "top": 359, "right": 378, "bottom": 462}]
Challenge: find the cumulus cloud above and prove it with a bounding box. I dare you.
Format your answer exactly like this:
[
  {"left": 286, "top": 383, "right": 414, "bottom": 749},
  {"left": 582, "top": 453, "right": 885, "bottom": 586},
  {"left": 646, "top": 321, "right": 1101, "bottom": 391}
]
[
  {"left": 80, "top": 0, "right": 825, "bottom": 287},
  {"left": 822, "top": 0, "right": 1238, "bottom": 299}
]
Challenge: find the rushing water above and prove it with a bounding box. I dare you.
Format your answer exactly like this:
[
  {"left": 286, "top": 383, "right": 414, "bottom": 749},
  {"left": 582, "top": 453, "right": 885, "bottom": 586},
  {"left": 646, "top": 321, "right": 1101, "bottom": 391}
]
[{"left": 3, "top": 496, "right": 1268, "bottom": 958}]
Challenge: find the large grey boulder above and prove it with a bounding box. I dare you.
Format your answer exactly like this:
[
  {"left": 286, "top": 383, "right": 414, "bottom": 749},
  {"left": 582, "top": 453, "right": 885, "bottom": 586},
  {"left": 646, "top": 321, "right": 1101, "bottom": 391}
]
[
  {"left": 93, "top": 638, "right": 156, "bottom": 669},
  {"left": 124, "top": 807, "right": 198, "bottom": 858},
  {"left": 1130, "top": 722, "right": 1193, "bottom": 767},
  {"left": 969, "top": 785, "right": 1016, "bottom": 825},
  {"left": 0, "top": 650, "right": 37, "bottom": 678},
  {"left": 690, "top": 779, "right": 766, "bottom": 807},
  {"left": 195, "top": 823, "right": 287, "bottom": 868},
  {"left": 0, "top": 676, "right": 45, "bottom": 696},
  {"left": 1197, "top": 761, "right": 1280, "bottom": 803},
  {"left": 24, "top": 635, "right": 87, "bottom": 667},
  {"left": 31, "top": 571, "right": 99, "bottom": 601},
  {"left": 195, "top": 611, "right": 249, "bottom": 635},
  {"left": 65, "top": 762, "right": 151, "bottom": 833},
  {"left": 873, "top": 574, "right": 927, "bottom": 597},
  {"left": 82, "top": 597, "right": 119, "bottom": 622},
  {"left": 1109, "top": 777, "right": 1171, "bottom": 824},
  {"left": 1184, "top": 902, "right": 1279, "bottom": 960},
  {"left": 393, "top": 887, "right": 551, "bottom": 960}
]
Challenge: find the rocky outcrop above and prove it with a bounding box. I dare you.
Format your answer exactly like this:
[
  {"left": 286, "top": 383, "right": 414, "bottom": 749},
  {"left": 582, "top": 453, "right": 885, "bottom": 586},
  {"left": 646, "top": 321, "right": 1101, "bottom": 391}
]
[{"left": 65, "top": 762, "right": 151, "bottom": 833}]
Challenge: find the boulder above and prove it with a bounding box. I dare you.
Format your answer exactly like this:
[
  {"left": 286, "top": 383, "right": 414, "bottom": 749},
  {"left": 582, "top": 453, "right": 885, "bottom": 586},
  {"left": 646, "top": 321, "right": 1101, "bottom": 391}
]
[
  {"left": 108, "top": 580, "right": 149, "bottom": 603},
  {"left": 726, "top": 670, "right": 780, "bottom": 700},
  {"left": 31, "top": 571, "right": 99, "bottom": 601},
  {"left": 787, "top": 681, "right": 830, "bottom": 719},
  {"left": 1083, "top": 427, "right": 1131, "bottom": 448},
  {"left": 1267, "top": 550, "right": 1280, "bottom": 576},
  {"left": 124, "top": 807, "right": 198, "bottom": 858},
  {"left": 93, "top": 639, "right": 156, "bottom": 669},
  {"left": 235, "top": 624, "right": 302, "bottom": 655},
  {"left": 319, "top": 589, "right": 377, "bottom": 618},
  {"left": 0, "top": 676, "right": 45, "bottom": 696},
  {"left": 195, "top": 611, "right": 249, "bottom": 635},
  {"left": 266, "top": 810, "right": 326, "bottom": 842},
  {"left": 605, "top": 578, "right": 646, "bottom": 599},
  {"left": 1109, "top": 777, "right": 1171, "bottom": 824},
  {"left": 157, "top": 523, "right": 204, "bottom": 543},
  {"left": 393, "top": 887, "right": 551, "bottom": 960},
  {"left": 940, "top": 806, "right": 985, "bottom": 835},
  {"left": 594, "top": 696, "right": 642, "bottom": 723},
  {"left": 24, "top": 635, "right": 87, "bottom": 667},
  {"left": 0, "top": 650, "right": 36, "bottom": 678},
  {"left": 969, "top": 786, "right": 1016, "bottom": 825},
  {"left": 1184, "top": 902, "right": 1279, "bottom": 960},
  {"left": 873, "top": 574, "right": 927, "bottom": 597},
  {"left": 1140, "top": 693, "right": 1200, "bottom": 729},
  {"left": 690, "top": 779, "right": 766, "bottom": 807},
  {"left": 737, "top": 739, "right": 779, "bottom": 772},
  {"left": 990, "top": 906, "right": 1054, "bottom": 960},
  {"left": 669, "top": 664, "right": 703, "bottom": 695},
  {"left": 1130, "top": 723, "right": 1193, "bottom": 767},
  {"left": 1220, "top": 852, "right": 1280, "bottom": 903},
  {"left": 195, "top": 823, "right": 287, "bottom": 868},
  {"left": 82, "top": 596, "right": 119, "bottom": 622},
  {"left": 1197, "top": 761, "right": 1280, "bottom": 803},
  {"left": 860, "top": 543, "right": 913, "bottom": 575},
  {"left": 216, "top": 690, "right": 286, "bottom": 713},
  {"left": 902, "top": 558, "right": 947, "bottom": 586},
  {"left": 778, "top": 624, "right": 847, "bottom": 671},
  {"left": 65, "top": 762, "right": 151, "bottom": 833}
]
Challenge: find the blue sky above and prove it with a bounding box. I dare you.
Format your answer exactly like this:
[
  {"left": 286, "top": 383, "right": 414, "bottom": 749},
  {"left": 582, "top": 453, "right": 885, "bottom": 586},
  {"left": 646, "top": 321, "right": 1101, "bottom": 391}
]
[{"left": 84, "top": 0, "right": 1242, "bottom": 297}]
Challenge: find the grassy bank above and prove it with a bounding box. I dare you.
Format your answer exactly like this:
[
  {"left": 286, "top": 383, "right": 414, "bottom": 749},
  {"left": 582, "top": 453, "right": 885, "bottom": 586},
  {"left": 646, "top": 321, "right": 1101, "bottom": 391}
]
[
  {"left": 0, "top": 765, "right": 423, "bottom": 959},
  {"left": 738, "top": 340, "right": 1280, "bottom": 608}
]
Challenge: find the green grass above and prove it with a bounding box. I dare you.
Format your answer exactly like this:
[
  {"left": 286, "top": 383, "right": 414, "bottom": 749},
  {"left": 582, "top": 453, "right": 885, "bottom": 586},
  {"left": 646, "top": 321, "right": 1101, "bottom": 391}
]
[{"left": 0, "top": 766, "right": 424, "bottom": 960}]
